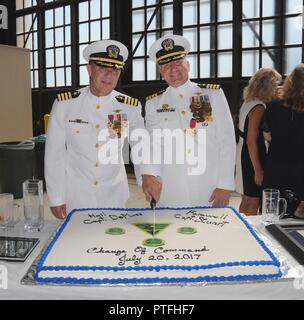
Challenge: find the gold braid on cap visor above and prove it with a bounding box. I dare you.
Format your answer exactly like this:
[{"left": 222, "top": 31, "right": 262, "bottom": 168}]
[
  {"left": 157, "top": 51, "right": 187, "bottom": 65},
  {"left": 89, "top": 57, "right": 125, "bottom": 69}
]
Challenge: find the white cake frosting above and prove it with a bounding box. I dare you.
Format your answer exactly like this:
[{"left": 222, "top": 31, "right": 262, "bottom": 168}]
[{"left": 35, "top": 207, "right": 282, "bottom": 285}]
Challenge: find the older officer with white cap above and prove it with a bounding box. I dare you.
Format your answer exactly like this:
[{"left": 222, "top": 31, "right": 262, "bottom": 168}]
[
  {"left": 145, "top": 34, "right": 236, "bottom": 207},
  {"left": 45, "top": 39, "right": 161, "bottom": 219}
]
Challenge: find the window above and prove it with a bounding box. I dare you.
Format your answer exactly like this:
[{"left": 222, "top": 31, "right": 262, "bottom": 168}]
[
  {"left": 45, "top": 5, "right": 71, "bottom": 87},
  {"left": 78, "top": 0, "right": 110, "bottom": 85},
  {"left": 183, "top": 0, "right": 233, "bottom": 79},
  {"left": 16, "top": 0, "right": 112, "bottom": 89},
  {"left": 16, "top": 0, "right": 37, "bottom": 10},
  {"left": 15, "top": 0, "right": 303, "bottom": 90},
  {"left": 283, "top": 0, "right": 303, "bottom": 74},
  {"left": 242, "top": 0, "right": 280, "bottom": 76},
  {"left": 131, "top": 0, "right": 237, "bottom": 81},
  {"left": 132, "top": 0, "right": 174, "bottom": 81},
  {"left": 241, "top": 0, "right": 304, "bottom": 77},
  {"left": 16, "top": 12, "right": 39, "bottom": 88},
  {"left": 130, "top": 0, "right": 303, "bottom": 80}
]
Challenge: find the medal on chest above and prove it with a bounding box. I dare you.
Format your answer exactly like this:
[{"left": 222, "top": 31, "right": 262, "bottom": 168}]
[
  {"left": 189, "top": 94, "right": 213, "bottom": 128},
  {"left": 107, "top": 113, "right": 128, "bottom": 139},
  {"left": 187, "top": 119, "right": 197, "bottom": 137}
]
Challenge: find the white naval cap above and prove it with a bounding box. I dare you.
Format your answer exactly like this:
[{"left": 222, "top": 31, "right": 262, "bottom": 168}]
[
  {"left": 148, "top": 34, "right": 190, "bottom": 65},
  {"left": 83, "top": 39, "right": 129, "bottom": 70}
]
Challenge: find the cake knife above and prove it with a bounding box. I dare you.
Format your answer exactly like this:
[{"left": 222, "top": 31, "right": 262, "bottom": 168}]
[{"left": 150, "top": 198, "right": 156, "bottom": 238}]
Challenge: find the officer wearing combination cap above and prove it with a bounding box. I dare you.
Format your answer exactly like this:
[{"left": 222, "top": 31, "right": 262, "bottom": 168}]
[
  {"left": 45, "top": 39, "right": 161, "bottom": 219},
  {"left": 145, "top": 34, "right": 236, "bottom": 207}
]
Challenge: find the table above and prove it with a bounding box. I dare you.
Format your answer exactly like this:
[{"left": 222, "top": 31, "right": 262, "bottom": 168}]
[{"left": 0, "top": 217, "right": 304, "bottom": 300}]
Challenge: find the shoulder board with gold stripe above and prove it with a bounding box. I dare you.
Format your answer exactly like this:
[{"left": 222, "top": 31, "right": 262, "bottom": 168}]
[
  {"left": 56, "top": 91, "right": 81, "bottom": 102},
  {"left": 198, "top": 83, "right": 221, "bottom": 90},
  {"left": 115, "top": 95, "right": 139, "bottom": 107},
  {"left": 145, "top": 89, "right": 166, "bottom": 101}
]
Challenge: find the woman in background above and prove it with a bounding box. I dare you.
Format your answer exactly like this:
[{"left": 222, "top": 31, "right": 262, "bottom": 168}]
[
  {"left": 263, "top": 85, "right": 284, "bottom": 148},
  {"left": 263, "top": 64, "right": 304, "bottom": 201},
  {"left": 235, "top": 68, "right": 282, "bottom": 215}
]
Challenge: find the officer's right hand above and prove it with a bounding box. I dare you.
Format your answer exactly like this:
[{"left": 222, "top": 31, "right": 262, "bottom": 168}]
[
  {"left": 142, "top": 175, "right": 162, "bottom": 203},
  {"left": 50, "top": 204, "right": 67, "bottom": 220}
]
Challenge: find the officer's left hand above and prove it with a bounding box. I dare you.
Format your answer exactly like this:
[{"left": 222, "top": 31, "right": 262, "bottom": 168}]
[
  {"left": 209, "top": 188, "right": 231, "bottom": 206},
  {"left": 142, "top": 175, "right": 162, "bottom": 203},
  {"left": 50, "top": 204, "right": 67, "bottom": 220}
]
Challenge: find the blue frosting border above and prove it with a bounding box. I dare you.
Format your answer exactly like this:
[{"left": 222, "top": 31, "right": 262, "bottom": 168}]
[{"left": 35, "top": 206, "right": 283, "bottom": 284}]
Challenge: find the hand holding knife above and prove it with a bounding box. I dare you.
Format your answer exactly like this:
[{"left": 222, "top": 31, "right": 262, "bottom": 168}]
[{"left": 150, "top": 198, "right": 156, "bottom": 237}]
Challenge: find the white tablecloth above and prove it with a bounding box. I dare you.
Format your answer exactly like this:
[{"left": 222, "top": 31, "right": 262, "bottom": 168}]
[{"left": 0, "top": 217, "right": 304, "bottom": 300}]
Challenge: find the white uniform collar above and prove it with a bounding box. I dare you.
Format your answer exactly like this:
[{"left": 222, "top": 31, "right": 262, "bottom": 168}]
[
  {"left": 168, "top": 79, "right": 193, "bottom": 96},
  {"left": 86, "top": 86, "right": 115, "bottom": 102}
]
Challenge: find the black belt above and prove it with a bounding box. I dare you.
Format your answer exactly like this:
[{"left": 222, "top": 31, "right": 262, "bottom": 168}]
[{"left": 237, "top": 128, "right": 245, "bottom": 138}]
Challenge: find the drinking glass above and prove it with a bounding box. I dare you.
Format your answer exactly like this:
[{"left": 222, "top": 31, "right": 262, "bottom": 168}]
[
  {"left": 0, "top": 193, "right": 13, "bottom": 229},
  {"left": 23, "top": 179, "right": 44, "bottom": 232},
  {"left": 0, "top": 193, "right": 20, "bottom": 229},
  {"left": 262, "top": 189, "right": 287, "bottom": 223}
]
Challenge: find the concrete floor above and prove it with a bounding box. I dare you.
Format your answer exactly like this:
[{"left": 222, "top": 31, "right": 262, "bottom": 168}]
[{"left": 41, "top": 174, "right": 241, "bottom": 220}]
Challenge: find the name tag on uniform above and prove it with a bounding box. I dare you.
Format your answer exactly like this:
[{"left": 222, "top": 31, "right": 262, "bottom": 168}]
[
  {"left": 156, "top": 104, "right": 175, "bottom": 113},
  {"left": 68, "top": 119, "right": 89, "bottom": 124}
]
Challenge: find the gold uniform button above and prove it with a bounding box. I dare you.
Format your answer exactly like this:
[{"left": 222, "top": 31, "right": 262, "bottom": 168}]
[
  {"left": 95, "top": 124, "right": 100, "bottom": 129},
  {"left": 94, "top": 181, "right": 98, "bottom": 186},
  {"left": 96, "top": 105, "right": 101, "bottom": 110},
  {"left": 95, "top": 143, "right": 100, "bottom": 148}
]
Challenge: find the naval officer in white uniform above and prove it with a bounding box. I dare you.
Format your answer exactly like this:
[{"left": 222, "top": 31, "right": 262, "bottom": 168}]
[
  {"left": 45, "top": 40, "right": 161, "bottom": 219},
  {"left": 145, "top": 35, "right": 236, "bottom": 207}
]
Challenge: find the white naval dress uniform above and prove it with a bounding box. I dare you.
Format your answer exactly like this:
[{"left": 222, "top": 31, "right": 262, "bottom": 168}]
[
  {"left": 145, "top": 80, "right": 236, "bottom": 207},
  {"left": 45, "top": 86, "right": 154, "bottom": 212}
]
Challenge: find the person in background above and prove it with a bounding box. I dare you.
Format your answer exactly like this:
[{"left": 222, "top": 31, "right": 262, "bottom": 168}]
[
  {"left": 235, "top": 68, "right": 282, "bottom": 215},
  {"left": 263, "top": 84, "right": 284, "bottom": 146},
  {"left": 45, "top": 40, "right": 161, "bottom": 219},
  {"left": 263, "top": 64, "right": 304, "bottom": 201},
  {"left": 145, "top": 34, "right": 236, "bottom": 207}
]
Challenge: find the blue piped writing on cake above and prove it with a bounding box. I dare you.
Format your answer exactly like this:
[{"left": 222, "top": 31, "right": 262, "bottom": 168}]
[
  {"left": 83, "top": 211, "right": 144, "bottom": 224},
  {"left": 86, "top": 245, "right": 210, "bottom": 266},
  {"left": 174, "top": 209, "right": 230, "bottom": 227},
  {"left": 82, "top": 209, "right": 230, "bottom": 227}
]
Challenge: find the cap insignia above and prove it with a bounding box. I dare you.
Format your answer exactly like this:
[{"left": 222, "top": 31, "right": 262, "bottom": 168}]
[
  {"left": 107, "top": 45, "right": 120, "bottom": 59},
  {"left": 161, "top": 38, "right": 175, "bottom": 51}
]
